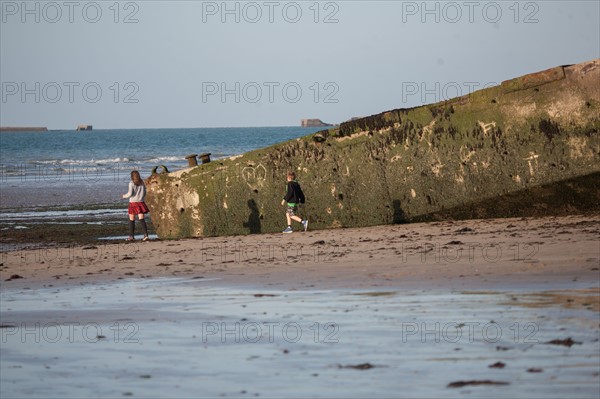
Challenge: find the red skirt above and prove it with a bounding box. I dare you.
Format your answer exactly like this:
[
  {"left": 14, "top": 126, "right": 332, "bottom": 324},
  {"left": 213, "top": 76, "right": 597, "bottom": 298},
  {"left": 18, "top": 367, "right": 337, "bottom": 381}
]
[{"left": 128, "top": 201, "right": 150, "bottom": 215}]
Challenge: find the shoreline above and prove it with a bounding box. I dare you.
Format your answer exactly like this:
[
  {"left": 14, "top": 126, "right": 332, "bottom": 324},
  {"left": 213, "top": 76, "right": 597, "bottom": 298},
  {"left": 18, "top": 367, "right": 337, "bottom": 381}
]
[
  {"left": 0, "top": 202, "right": 152, "bottom": 251},
  {"left": 2, "top": 214, "right": 599, "bottom": 294}
]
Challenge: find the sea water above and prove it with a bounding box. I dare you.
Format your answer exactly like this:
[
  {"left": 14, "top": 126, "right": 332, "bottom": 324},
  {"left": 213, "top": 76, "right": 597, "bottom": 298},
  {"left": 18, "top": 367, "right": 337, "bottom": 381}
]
[{"left": 0, "top": 126, "right": 322, "bottom": 212}]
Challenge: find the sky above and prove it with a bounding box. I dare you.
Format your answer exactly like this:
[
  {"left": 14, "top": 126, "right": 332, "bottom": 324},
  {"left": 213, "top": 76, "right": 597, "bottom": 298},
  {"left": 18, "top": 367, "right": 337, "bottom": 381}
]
[{"left": 1, "top": 0, "right": 599, "bottom": 129}]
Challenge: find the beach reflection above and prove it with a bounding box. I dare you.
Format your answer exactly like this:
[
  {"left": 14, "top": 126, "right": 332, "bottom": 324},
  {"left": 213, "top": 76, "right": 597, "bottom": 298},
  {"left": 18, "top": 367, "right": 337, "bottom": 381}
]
[{"left": 1, "top": 278, "right": 598, "bottom": 398}]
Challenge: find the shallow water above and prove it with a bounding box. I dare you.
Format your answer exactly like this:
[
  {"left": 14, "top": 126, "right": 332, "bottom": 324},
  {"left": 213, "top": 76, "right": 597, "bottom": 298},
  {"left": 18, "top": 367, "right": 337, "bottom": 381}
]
[
  {"left": 96, "top": 234, "right": 159, "bottom": 241},
  {"left": 0, "top": 208, "right": 124, "bottom": 221},
  {"left": 1, "top": 278, "right": 598, "bottom": 398}
]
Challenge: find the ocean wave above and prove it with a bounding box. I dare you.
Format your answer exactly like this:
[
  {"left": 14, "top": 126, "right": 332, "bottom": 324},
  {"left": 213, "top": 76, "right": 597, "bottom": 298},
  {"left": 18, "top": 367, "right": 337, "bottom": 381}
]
[
  {"left": 1, "top": 159, "right": 134, "bottom": 178},
  {"left": 1, "top": 154, "right": 246, "bottom": 178},
  {"left": 32, "top": 157, "right": 131, "bottom": 166},
  {"left": 147, "top": 156, "right": 187, "bottom": 164},
  {"left": 4, "top": 153, "right": 237, "bottom": 171},
  {"left": 25, "top": 156, "right": 199, "bottom": 167}
]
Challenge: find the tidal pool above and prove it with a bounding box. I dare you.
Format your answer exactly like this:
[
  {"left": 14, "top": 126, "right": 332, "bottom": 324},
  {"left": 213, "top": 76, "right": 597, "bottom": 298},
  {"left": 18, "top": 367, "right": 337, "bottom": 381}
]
[{"left": 1, "top": 278, "right": 598, "bottom": 398}]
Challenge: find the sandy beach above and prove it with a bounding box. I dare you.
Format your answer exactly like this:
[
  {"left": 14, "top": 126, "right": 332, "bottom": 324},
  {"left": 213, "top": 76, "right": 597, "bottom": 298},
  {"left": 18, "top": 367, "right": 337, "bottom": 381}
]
[
  {"left": 2, "top": 215, "right": 599, "bottom": 292},
  {"left": 1, "top": 215, "right": 599, "bottom": 398}
]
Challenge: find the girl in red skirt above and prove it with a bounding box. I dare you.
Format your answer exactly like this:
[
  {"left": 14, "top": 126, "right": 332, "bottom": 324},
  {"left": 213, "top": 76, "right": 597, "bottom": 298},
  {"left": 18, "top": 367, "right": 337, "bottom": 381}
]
[{"left": 122, "top": 170, "right": 150, "bottom": 241}]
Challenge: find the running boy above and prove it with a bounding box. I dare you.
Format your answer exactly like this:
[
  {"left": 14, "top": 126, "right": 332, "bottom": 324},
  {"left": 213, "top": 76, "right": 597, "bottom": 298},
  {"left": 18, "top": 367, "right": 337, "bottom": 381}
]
[{"left": 281, "top": 171, "right": 308, "bottom": 233}]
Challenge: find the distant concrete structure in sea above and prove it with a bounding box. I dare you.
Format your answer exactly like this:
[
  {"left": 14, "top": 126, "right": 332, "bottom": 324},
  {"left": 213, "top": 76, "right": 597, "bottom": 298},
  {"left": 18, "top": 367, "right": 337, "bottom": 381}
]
[
  {"left": 0, "top": 127, "right": 48, "bottom": 132},
  {"left": 301, "top": 119, "right": 334, "bottom": 127},
  {"left": 76, "top": 125, "right": 93, "bottom": 131}
]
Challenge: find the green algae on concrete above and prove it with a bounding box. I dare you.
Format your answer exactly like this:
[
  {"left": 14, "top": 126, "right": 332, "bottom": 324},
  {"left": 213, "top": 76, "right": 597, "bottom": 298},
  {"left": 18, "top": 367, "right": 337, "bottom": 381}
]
[{"left": 146, "top": 59, "right": 600, "bottom": 239}]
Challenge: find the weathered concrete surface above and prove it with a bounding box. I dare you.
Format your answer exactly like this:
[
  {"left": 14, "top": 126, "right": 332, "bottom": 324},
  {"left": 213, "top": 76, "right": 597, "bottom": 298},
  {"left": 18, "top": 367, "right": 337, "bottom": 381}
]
[{"left": 146, "top": 59, "right": 600, "bottom": 239}]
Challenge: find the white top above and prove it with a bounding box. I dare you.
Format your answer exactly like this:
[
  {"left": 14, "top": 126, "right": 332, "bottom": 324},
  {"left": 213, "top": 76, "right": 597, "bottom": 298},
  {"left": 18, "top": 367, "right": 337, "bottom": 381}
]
[{"left": 124, "top": 182, "right": 146, "bottom": 202}]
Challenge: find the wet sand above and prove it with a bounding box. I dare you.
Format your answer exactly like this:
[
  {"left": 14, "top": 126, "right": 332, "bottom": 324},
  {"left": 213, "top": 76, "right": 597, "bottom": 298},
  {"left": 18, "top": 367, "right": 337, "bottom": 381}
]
[
  {"left": 1, "top": 215, "right": 599, "bottom": 398},
  {"left": 1, "top": 215, "right": 598, "bottom": 292}
]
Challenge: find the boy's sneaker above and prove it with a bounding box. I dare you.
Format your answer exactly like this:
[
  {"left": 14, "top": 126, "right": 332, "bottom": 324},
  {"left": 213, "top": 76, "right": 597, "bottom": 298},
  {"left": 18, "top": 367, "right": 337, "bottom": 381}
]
[
  {"left": 302, "top": 220, "right": 309, "bottom": 232},
  {"left": 282, "top": 226, "right": 293, "bottom": 234}
]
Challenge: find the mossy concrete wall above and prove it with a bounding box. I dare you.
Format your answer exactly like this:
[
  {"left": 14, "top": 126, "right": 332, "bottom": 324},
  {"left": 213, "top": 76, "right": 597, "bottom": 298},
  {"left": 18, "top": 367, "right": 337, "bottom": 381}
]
[{"left": 146, "top": 59, "right": 600, "bottom": 239}]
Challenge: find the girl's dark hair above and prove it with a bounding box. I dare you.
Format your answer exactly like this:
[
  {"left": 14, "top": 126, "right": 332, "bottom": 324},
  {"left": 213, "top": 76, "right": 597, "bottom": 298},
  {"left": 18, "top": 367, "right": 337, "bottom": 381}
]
[{"left": 131, "top": 170, "right": 144, "bottom": 186}]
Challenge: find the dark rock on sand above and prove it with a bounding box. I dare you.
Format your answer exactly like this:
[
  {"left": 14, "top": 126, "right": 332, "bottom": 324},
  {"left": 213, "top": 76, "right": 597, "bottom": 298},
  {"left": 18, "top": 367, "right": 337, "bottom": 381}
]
[
  {"left": 545, "top": 337, "right": 582, "bottom": 347},
  {"left": 448, "top": 380, "right": 510, "bottom": 388}
]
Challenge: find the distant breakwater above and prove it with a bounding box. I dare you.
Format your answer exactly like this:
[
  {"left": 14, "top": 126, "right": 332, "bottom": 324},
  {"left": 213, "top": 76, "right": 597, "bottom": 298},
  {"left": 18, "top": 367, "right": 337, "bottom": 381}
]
[{"left": 0, "top": 127, "right": 48, "bottom": 132}]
